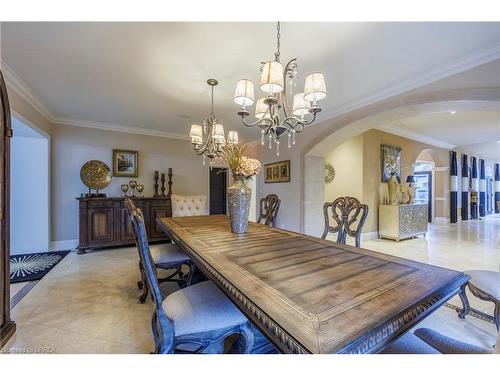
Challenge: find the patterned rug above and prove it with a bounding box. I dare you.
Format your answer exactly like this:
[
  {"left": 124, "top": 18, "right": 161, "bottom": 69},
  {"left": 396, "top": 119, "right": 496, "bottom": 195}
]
[{"left": 10, "top": 251, "right": 71, "bottom": 283}]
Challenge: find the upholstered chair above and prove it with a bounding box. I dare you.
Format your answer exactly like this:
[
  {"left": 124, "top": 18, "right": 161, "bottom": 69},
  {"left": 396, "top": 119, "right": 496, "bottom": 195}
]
[
  {"left": 321, "top": 196, "right": 369, "bottom": 248},
  {"left": 382, "top": 328, "right": 493, "bottom": 354},
  {"left": 125, "top": 198, "right": 193, "bottom": 303},
  {"left": 257, "top": 194, "right": 281, "bottom": 227},
  {"left": 171, "top": 194, "right": 208, "bottom": 217},
  {"left": 130, "top": 209, "right": 259, "bottom": 354}
]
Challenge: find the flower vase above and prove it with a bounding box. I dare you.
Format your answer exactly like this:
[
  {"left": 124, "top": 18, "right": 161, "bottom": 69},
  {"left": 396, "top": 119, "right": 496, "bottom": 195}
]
[
  {"left": 227, "top": 175, "right": 251, "bottom": 234},
  {"left": 388, "top": 173, "right": 399, "bottom": 205}
]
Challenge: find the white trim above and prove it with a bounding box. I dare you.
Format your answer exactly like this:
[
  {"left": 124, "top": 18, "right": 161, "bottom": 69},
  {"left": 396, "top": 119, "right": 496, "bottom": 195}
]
[
  {"left": 375, "top": 124, "right": 456, "bottom": 149},
  {"left": 362, "top": 231, "right": 379, "bottom": 241},
  {"left": 433, "top": 217, "right": 450, "bottom": 224},
  {"left": 434, "top": 166, "right": 449, "bottom": 172},
  {"left": 450, "top": 175, "right": 458, "bottom": 191},
  {"left": 52, "top": 117, "right": 190, "bottom": 140},
  {"left": 50, "top": 239, "right": 78, "bottom": 251},
  {"left": 434, "top": 197, "right": 446, "bottom": 201}
]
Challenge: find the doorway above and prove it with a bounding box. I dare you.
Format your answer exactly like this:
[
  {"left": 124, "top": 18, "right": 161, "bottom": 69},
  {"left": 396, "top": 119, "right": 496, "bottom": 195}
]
[
  {"left": 486, "top": 177, "right": 493, "bottom": 214},
  {"left": 209, "top": 168, "right": 227, "bottom": 215},
  {"left": 10, "top": 117, "right": 50, "bottom": 254},
  {"left": 414, "top": 161, "right": 433, "bottom": 223}
]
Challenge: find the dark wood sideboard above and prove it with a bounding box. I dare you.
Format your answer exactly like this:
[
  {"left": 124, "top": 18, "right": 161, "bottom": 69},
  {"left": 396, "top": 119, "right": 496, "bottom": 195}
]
[{"left": 77, "top": 197, "right": 171, "bottom": 253}]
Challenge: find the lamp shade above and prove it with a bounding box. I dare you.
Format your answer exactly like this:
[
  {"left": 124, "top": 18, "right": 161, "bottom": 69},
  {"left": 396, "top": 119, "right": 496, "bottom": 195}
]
[
  {"left": 234, "top": 79, "right": 255, "bottom": 106},
  {"left": 227, "top": 130, "right": 239, "bottom": 145},
  {"left": 304, "top": 72, "right": 327, "bottom": 102},
  {"left": 406, "top": 175, "right": 417, "bottom": 183},
  {"left": 212, "top": 123, "right": 225, "bottom": 144},
  {"left": 189, "top": 124, "right": 203, "bottom": 145},
  {"left": 260, "top": 61, "right": 284, "bottom": 94},
  {"left": 255, "top": 98, "right": 271, "bottom": 119},
  {"left": 292, "top": 93, "right": 311, "bottom": 116}
]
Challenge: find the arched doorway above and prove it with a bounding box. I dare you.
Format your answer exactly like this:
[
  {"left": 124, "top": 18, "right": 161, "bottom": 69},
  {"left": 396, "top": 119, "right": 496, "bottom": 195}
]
[{"left": 414, "top": 149, "right": 437, "bottom": 222}]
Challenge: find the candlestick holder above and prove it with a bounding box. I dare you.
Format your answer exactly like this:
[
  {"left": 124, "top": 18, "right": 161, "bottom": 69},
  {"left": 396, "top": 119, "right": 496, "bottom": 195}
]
[
  {"left": 160, "top": 173, "right": 166, "bottom": 197},
  {"left": 153, "top": 171, "right": 159, "bottom": 197},
  {"left": 167, "top": 168, "right": 173, "bottom": 198}
]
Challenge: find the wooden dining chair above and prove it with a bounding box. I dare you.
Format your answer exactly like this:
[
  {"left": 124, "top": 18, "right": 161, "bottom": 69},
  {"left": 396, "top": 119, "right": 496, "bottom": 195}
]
[
  {"left": 321, "top": 196, "right": 368, "bottom": 247},
  {"left": 257, "top": 194, "right": 281, "bottom": 227},
  {"left": 129, "top": 209, "right": 258, "bottom": 354},
  {"left": 125, "top": 198, "right": 194, "bottom": 303}
]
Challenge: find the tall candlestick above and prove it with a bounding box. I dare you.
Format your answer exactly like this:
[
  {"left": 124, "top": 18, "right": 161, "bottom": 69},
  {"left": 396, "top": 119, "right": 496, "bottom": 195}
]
[
  {"left": 160, "top": 173, "right": 166, "bottom": 197},
  {"left": 167, "top": 168, "right": 173, "bottom": 198},
  {"left": 153, "top": 170, "right": 159, "bottom": 197}
]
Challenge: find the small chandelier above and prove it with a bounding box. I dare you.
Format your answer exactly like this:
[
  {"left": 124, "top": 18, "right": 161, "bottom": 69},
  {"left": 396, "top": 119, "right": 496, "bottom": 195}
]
[
  {"left": 189, "top": 79, "right": 239, "bottom": 165},
  {"left": 233, "top": 22, "right": 327, "bottom": 156}
]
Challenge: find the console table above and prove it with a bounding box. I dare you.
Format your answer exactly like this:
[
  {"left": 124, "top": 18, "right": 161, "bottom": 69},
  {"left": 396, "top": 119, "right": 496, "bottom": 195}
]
[
  {"left": 378, "top": 203, "right": 428, "bottom": 241},
  {"left": 77, "top": 197, "right": 171, "bottom": 253}
]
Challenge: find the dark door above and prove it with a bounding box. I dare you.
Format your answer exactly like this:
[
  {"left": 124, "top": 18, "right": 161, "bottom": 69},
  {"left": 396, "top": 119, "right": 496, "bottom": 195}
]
[
  {"left": 414, "top": 171, "right": 432, "bottom": 222},
  {"left": 210, "top": 168, "right": 227, "bottom": 215}
]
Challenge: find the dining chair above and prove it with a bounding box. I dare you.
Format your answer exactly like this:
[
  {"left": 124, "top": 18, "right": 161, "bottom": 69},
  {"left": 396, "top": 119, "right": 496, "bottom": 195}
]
[
  {"left": 129, "top": 209, "right": 258, "bottom": 354},
  {"left": 321, "top": 196, "right": 368, "bottom": 247},
  {"left": 171, "top": 194, "right": 208, "bottom": 217},
  {"left": 125, "top": 198, "right": 194, "bottom": 303},
  {"left": 382, "top": 328, "right": 493, "bottom": 354},
  {"left": 257, "top": 194, "right": 281, "bottom": 227}
]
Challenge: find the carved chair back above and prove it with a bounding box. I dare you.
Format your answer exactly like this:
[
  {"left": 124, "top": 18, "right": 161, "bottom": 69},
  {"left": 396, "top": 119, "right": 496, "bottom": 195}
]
[
  {"left": 321, "top": 196, "right": 369, "bottom": 248},
  {"left": 130, "top": 210, "right": 175, "bottom": 353},
  {"left": 257, "top": 194, "right": 281, "bottom": 227}
]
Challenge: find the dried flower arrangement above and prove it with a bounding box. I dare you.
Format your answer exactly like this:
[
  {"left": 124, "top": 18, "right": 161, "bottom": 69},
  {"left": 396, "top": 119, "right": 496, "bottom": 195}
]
[{"left": 220, "top": 143, "right": 262, "bottom": 179}]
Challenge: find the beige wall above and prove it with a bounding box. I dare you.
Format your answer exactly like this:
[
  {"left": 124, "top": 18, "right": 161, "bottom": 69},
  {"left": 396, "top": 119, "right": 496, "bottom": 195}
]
[
  {"left": 50, "top": 124, "right": 209, "bottom": 241},
  {"left": 324, "top": 134, "right": 363, "bottom": 202}
]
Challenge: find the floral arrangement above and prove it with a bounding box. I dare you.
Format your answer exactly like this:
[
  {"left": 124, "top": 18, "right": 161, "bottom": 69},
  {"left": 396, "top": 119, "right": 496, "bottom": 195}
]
[{"left": 221, "top": 143, "right": 262, "bottom": 179}]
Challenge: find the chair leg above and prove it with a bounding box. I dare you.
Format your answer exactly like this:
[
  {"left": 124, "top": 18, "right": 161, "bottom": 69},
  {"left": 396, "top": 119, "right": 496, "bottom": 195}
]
[
  {"left": 238, "top": 323, "right": 255, "bottom": 354},
  {"left": 494, "top": 302, "right": 499, "bottom": 332},
  {"left": 457, "top": 283, "right": 470, "bottom": 319},
  {"left": 139, "top": 275, "right": 150, "bottom": 304},
  {"left": 137, "top": 261, "right": 145, "bottom": 290}
]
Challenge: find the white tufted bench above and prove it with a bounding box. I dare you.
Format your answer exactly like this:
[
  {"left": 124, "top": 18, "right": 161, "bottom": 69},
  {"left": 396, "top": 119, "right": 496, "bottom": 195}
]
[{"left": 171, "top": 194, "right": 208, "bottom": 217}]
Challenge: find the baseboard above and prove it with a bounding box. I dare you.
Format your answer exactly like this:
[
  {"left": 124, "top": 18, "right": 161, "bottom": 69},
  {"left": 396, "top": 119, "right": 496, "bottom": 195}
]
[
  {"left": 433, "top": 217, "right": 450, "bottom": 224},
  {"left": 362, "top": 231, "right": 379, "bottom": 241},
  {"left": 50, "top": 239, "right": 78, "bottom": 251}
]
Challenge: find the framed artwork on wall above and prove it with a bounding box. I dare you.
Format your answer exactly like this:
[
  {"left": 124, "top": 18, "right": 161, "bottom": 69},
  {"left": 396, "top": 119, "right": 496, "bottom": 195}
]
[
  {"left": 381, "top": 144, "right": 402, "bottom": 182},
  {"left": 264, "top": 160, "right": 290, "bottom": 183},
  {"left": 112, "top": 149, "right": 138, "bottom": 177}
]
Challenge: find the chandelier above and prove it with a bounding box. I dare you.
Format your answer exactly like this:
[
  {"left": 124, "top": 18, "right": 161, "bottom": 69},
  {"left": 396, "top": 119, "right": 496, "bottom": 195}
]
[
  {"left": 189, "top": 79, "right": 239, "bottom": 165},
  {"left": 233, "top": 22, "right": 327, "bottom": 156}
]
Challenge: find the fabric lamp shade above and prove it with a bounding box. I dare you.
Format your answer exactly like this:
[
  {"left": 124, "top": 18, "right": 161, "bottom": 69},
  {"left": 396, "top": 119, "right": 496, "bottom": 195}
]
[
  {"left": 227, "top": 131, "right": 239, "bottom": 145},
  {"left": 292, "top": 93, "right": 311, "bottom": 116},
  {"left": 260, "top": 61, "right": 284, "bottom": 94},
  {"left": 304, "top": 73, "right": 327, "bottom": 102},
  {"left": 189, "top": 124, "right": 203, "bottom": 145},
  {"left": 234, "top": 79, "right": 255, "bottom": 106},
  {"left": 212, "top": 123, "right": 225, "bottom": 144},
  {"left": 255, "top": 98, "right": 271, "bottom": 119},
  {"left": 406, "top": 175, "right": 417, "bottom": 183}
]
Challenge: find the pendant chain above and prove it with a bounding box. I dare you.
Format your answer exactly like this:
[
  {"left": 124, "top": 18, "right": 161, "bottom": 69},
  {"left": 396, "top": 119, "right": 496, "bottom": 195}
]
[{"left": 274, "top": 22, "right": 281, "bottom": 62}]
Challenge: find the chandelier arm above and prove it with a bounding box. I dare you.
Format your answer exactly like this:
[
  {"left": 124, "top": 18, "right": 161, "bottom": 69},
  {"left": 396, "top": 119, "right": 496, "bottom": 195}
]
[
  {"left": 278, "top": 111, "right": 317, "bottom": 132},
  {"left": 195, "top": 118, "right": 215, "bottom": 155},
  {"left": 240, "top": 115, "right": 273, "bottom": 128},
  {"left": 281, "top": 58, "right": 298, "bottom": 119}
]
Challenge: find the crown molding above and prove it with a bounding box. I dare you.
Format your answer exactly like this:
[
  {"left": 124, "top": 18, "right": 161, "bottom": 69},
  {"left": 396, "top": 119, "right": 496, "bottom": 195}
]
[
  {"left": 319, "top": 44, "right": 500, "bottom": 122},
  {"left": 52, "top": 117, "right": 190, "bottom": 140},
  {"left": 375, "top": 124, "right": 457, "bottom": 150},
  {"left": 1, "top": 60, "right": 55, "bottom": 121}
]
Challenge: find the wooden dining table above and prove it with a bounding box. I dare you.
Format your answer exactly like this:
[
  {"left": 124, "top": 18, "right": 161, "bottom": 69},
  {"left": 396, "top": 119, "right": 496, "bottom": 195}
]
[{"left": 157, "top": 215, "right": 468, "bottom": 354}]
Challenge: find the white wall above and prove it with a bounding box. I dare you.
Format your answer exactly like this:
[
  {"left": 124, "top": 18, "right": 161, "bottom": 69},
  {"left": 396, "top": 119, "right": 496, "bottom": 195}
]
[{"left": 10, "top": 119, "right": 50, "bottom": 254}]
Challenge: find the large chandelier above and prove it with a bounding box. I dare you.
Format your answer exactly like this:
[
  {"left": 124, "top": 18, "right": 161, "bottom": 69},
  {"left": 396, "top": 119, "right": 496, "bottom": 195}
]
[
  {"left": 233, "top": 22, "right": 327, "bottom": 156},
  {"left": 189, "top": 79, "right": 239, "bottom": 165}
]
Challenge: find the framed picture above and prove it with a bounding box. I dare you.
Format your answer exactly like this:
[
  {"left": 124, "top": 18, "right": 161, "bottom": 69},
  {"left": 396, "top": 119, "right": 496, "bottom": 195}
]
[
  {"left": 112, "top": 149, "right": 138, "bottom": 177},
  {"left": 380, "top": 144, "right": 402, "bottom": 182},
  {"left": 264, "top": 160, "right": 290, "bottom": 183}
]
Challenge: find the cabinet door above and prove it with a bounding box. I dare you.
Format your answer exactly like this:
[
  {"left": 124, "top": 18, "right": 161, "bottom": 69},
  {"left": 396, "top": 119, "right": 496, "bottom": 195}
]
[
  {"left": 149, "top": 202, "right": 171, "bottom": 240},
  {"left": 87, "top": 207, "right": 114, "bottom": 245},
  {"left": 120, "top": 200, "right": 147, "bottom": 242}
]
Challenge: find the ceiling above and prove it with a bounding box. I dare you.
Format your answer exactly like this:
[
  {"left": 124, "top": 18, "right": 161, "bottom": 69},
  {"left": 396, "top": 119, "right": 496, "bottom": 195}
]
[{"left": 1, "top": 22, "right": 499, "bottom": 140}]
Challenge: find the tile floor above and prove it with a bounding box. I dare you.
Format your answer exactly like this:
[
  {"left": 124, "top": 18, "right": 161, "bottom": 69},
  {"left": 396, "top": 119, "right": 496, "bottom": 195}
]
[{"left": 4, "top": 215, "right": 499, "bottom": 354}]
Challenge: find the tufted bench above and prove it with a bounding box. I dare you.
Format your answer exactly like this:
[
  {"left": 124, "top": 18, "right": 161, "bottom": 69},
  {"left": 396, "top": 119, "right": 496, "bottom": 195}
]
[{"left": 171, "top": 194, "right": 208, "bottom": 217}]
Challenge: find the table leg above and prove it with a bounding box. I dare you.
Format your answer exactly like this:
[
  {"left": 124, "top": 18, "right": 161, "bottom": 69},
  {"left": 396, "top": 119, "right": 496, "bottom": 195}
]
[{"left": 457, "top": 283, "right": 470, "bottom": 319}]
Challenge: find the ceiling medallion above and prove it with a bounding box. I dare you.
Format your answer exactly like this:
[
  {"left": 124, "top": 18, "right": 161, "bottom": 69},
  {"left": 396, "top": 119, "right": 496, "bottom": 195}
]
[
  {"left": 233, "top": 22, "right": 327, "bottom": 156},
  {"left": 189, "top": 79, "right": 239, "bottom": 165}
]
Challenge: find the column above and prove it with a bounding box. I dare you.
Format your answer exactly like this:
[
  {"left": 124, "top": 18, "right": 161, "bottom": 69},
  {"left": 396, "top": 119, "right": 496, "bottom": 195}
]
[
  {"left": 461, "top": 154, "right": 469, "bottom": 221},
  {"left": 470, "top": 157, "right": 478, "bottom": 219},
  {"left": 479, "top": 159, "right": 486, "bottom": 217},
  {"left": 495, "top": 163, "right": 500, "bottom": 214},
  {"left": 450, "top": 151, "right": 458, "bottom": 223}
]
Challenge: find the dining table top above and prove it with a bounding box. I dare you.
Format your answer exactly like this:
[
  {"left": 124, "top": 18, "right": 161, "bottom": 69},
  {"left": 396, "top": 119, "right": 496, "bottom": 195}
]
[{"left": 157, "top": 215, "right": 468, "bottom": 354}]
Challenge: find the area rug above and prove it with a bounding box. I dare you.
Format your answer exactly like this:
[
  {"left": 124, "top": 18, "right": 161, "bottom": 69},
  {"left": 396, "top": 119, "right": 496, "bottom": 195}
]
[{"left": 10, "top": 251, "right": 71, "bottom": 283}]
